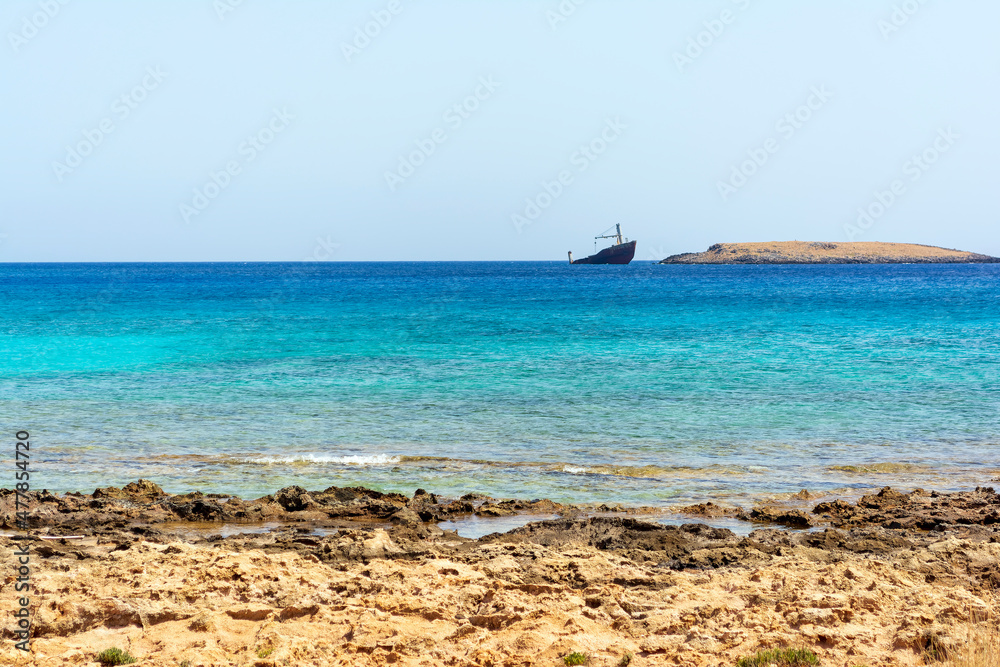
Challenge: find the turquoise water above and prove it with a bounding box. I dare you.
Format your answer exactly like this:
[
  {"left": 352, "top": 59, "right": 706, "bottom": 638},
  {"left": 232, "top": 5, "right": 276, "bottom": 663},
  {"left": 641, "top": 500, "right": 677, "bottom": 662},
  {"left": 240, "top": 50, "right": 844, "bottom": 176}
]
[{"left": 1, "top": 262, "right": 998, "bottom": 506}]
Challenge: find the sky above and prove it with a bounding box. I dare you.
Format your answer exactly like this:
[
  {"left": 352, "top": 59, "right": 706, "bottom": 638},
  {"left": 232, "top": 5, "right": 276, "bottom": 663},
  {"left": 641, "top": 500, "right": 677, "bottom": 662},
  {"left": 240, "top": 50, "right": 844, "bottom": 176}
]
[{"left": 2, "top": 0, "right": 998, "bottom": 261}]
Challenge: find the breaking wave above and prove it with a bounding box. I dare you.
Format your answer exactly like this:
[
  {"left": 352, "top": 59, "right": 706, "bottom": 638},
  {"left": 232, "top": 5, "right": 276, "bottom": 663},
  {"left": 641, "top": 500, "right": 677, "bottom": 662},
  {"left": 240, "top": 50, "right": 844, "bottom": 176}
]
[{"left": 238, "top": 454, "right": 402, "bottom": 466}]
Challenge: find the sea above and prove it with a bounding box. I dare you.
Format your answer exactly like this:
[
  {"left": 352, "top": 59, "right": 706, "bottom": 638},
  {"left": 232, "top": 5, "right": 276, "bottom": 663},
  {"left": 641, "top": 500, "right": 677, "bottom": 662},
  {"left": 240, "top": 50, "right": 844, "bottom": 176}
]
[{"left": 2, "top": 262, "right": 998, "bottom": 508}]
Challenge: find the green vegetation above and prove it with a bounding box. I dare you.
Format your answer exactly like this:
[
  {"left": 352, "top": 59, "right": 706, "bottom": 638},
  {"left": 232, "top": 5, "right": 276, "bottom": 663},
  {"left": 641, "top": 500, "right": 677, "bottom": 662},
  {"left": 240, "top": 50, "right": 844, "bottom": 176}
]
[
  {"left": 257, "top": 646, "right": 275, "bottom": 658},
  {"left": 736, "top": 648, "right": 819, "bottom": 667},
  {"left": 563, "top": 652, "right": 589, "bottom": 666},
  {"left": 96, "top": 647, "right": 138, "bottom": 665}
]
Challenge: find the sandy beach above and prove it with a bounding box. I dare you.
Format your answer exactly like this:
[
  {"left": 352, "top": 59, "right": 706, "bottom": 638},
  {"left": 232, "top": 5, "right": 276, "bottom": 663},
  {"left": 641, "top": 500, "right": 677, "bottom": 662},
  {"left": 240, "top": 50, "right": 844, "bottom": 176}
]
[{"left": 2, "top": 482, "right": 999, "bottom": 666}]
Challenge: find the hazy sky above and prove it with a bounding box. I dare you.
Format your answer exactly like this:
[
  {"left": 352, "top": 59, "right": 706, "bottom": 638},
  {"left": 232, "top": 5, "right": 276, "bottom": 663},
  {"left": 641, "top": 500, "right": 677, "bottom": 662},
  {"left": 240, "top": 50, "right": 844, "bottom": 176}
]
[{"left": 3, "top": 0, "right": 998, "bottom": 261}]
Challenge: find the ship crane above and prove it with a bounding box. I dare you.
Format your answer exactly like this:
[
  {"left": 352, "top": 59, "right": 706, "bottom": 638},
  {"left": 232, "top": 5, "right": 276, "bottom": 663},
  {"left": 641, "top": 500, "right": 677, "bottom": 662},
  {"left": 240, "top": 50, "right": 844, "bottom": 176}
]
[{"left": 593, "top": 224, "right": 626, "bottom": 251}]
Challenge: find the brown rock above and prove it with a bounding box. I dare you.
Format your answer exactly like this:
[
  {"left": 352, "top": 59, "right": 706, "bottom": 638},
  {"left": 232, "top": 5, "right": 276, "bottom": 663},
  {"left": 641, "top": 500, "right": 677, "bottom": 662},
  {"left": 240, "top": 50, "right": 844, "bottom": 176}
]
[
  {"left": 390, "top": 508, "right": 422, "bottom": 525},
  {"left": 122, "top": 479, "right": 166, "bottom": 501},
  {"left": 659, "top": 241, "right": 1000, "bottom": 264},
  {"left": 749, "top": 506, "right": 813, "bottom": 528},
  {"left": 677, "top": 502, "right": 740, "bottom": 518},
  {"left": 274, "top": 486, "right": 316, "bottom": 512}
]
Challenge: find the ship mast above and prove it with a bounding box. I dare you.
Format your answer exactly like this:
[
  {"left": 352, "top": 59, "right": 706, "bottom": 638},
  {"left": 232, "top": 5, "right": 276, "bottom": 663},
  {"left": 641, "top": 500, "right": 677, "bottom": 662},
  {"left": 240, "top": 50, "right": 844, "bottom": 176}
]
[{"left": 595, "top": 224, "right": 625, "bottom": 246}]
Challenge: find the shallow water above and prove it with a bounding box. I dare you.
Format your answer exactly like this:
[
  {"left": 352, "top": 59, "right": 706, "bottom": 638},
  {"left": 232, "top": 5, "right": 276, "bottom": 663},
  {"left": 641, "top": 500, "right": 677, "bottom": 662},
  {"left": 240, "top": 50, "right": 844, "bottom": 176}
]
[
  {"left": 2, "top": 262, "right": 998, "bottom": 507},
  {"left": 438, "top": 514, "right": 561, "bottom": 539},
  {"left": 155, "top": 521, "right": 286, "bottom": 540}
]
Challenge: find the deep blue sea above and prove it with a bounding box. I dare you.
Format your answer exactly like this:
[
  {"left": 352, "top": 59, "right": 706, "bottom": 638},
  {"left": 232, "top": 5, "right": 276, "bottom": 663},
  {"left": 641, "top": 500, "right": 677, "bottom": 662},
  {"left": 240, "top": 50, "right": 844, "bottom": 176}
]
[{"left": 1, "top": 262, "right": 998, "bottom": 507}]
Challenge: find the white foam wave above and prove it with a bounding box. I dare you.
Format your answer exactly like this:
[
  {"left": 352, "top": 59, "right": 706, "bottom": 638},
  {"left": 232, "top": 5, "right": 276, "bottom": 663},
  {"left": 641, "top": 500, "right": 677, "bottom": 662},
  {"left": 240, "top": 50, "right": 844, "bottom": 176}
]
[{"left": 240, "top": 454, "right": 401, "bottom": 466}]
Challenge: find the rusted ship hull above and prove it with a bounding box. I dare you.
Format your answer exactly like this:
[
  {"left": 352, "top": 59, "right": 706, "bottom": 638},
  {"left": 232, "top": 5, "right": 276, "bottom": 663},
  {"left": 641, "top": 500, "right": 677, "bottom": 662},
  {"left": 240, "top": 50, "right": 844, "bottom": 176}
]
[{"left": 571, "top": 241, "right": 637, "bottom": 265}]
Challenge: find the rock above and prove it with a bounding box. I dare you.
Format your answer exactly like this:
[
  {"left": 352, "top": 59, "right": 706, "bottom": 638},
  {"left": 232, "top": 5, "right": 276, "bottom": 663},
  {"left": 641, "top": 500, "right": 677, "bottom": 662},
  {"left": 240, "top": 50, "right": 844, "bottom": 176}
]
[
  {"left": 476, "top": 505, "right": 517, "bottom": 517},
  {"left": 122, "top": 479, "right": 166, "bottom": 501},
  {"left": 357, "top": 530, "right": 402, "bottom": 560},
  {"left": 189, "top": 612, "right": 216, "bottom": 632},
  {"left": 813, "top": 499, "right": 853, "bottom": 516},
  {"left": 437, "top": 501, "right": 475, "bottom": 516},
  {"left": 411, "top": 488, "right": 438, "bottom": 504},
  {"left": 274, "top": 486, "right": 315, "bottom": 512},
  {"left": 749, "top": 507, "right": 813, "bottom": 528},
  {"left": 677, "top": 502, "right": 740, "bottom": 518},
  {"left": 659, "top": 241, "right": 1000, "bottom": 264},
  {"left": 859, "top": 487, "right": 911, "bottom": 509},
  {"left": 92, "top": 486, "right": 125, "bottom": 499},
  {"left": 390, "top": 508, "right": 421, "bottom": 525},
  {"left": 1, "top": 481, "right": 998, "bottom": 667}
]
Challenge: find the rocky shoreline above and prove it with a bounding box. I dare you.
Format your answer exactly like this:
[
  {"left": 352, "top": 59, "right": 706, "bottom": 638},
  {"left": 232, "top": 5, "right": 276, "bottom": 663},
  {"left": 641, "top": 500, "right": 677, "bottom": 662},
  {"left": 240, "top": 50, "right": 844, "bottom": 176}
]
[
  {"left": 659, "top": 241, "right": 1000, "bottom": 264},
  {"left": 2, "top": 482, "right": 999, "bottom": 666}
]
